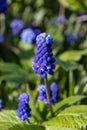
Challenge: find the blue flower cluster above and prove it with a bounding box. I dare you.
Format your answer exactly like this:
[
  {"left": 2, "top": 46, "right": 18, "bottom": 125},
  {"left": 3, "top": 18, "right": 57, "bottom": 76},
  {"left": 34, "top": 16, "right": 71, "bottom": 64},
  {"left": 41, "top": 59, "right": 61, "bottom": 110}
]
[
  {"left": 0, "top": 99, "right": 3, "bottom": 110},
  {"left": 50, "top": 82, "right": 60, "bottom": 106},
  {"left": 17, "top": 93, "right": 31, "bottom": 121},
  {"left": 37, "top": 82, "right": 60, "bottom": 106},
  {"left": 0, "top": 34, "right": 4, "bottom": 43},
  {"left": 33, "top": 33, "right": 55, "bottom": 78},
  {"left": 20, "top": 28, "right": 41, "bottom": 44},
  {"left": 0, "top": 0, "right": 9, "bottom": 14},
  {"left": 37, "top": 85, "right": 48, "bottom": 103},
  {"left": 66, "top": 32, "right": 81, "bottom": 45},
  {"left": 10, "top": 19, "right": 24, "bottom": 36},
  {"left": 53, "top": 15, "right": 67, "bottom": 25}
]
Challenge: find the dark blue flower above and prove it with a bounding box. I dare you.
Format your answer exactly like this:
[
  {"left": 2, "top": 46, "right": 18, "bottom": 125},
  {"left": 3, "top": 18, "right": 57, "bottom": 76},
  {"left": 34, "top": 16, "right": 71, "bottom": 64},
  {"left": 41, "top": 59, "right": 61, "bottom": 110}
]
[
  {"left": 66, "top": 32, "right": 81, "bottom": 45},
  {"left": 0, "top": 99, "right": 3, "bottom": 110},
  {"left": 10, "top": 19, "right": 24, "bottom": 36},
  {"left": 17, "top": 93, "right": 31, "bottom": 121},
  {"left": 37, "top": 85, "right": 48, "bottom": 103},
  {"left": 0, "top": 0, "right": 9, "bottom": 14},
  {"left": 66, "top": 32, "right": 75, "bottom": 45},
  {"left": 20, "top": 28, "right": 41, "bottom": 44},
  {"left": 50, "top": 82, "right": 60, "bottom": 106},
  {"left": 33, "top": 33, "right": 55, "bottom": 78},
  {"left": 37, "top": 82, "right": 60, "bottom": 106},
  {"left": 0, "top": 34, "right": 4, "bottom": 43}
]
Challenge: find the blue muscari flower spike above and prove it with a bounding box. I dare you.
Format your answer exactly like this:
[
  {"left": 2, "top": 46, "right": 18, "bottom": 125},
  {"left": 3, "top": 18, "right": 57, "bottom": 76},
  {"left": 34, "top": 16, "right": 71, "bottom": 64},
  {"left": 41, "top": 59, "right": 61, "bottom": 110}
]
[
  {"left": 20, "top": 28, "right": 41, "bottom": 44},
  {"left": 37, "top": 82, "right": 60, "bottom": 106},
  {"left": 37, "top": 85, "right": 48, "bottom": 103},
  {"left": 0, "top": 0, "right": 9, "bottom": 14},
  {"left": 50, "top": 82, "right": 60, "bottom": 106},
  {"left": 0, "top": 99, "right": 3, "bottom": 110},
  {"left": 10, "top": 19, "right": 24, "bottom": 36},
  {"left": 33, "top": 33, "right": 55, "bottom": 78},
  {"left": 17, "top": 93, "right": 31, "bottom": 122}
]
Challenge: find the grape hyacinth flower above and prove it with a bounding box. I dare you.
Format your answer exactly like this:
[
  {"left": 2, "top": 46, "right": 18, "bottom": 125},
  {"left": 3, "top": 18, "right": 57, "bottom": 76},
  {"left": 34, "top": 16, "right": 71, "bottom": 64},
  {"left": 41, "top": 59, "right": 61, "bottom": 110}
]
[
  {"left": 50, "top": 82, "right": 60, "bottom": 106},
  {"left": 0, "top": 0, "right": 9, "bottom": 14},
  {"left": 17, "top": 93, "right": 31, "bottom": 122},
  {"left": 66, "top": 32, "right": 81, "bottom": 45},
  {"left": 0, "top": 34, "right": 4, "bottom": 43},
  {"left": 53, "top": 15, "right": 67, "bottom": 25},
  {"left": 37, "top": 85, "right": 48, "bottom": 104},
  {"left": 0, "top": 99, "right": 3, "bottom": 110},
  {"left": 20, "top": 28, "right": 41, "bottom": 44},
  {"left": 10, "top": 19, "right": 24, "bottom": 36},
  {"left": 37, "top": 82, "right": 60, "bottom": 106},
  {"left": 33, "top": 33, "right": 55, "bottom": 78}
]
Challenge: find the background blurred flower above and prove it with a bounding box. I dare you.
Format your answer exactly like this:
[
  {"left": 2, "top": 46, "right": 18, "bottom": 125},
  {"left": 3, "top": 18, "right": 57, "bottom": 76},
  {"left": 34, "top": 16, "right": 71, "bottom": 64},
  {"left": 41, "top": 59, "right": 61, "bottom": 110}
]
[
  {"left": 37, "top": 82, "right": 60, "bottom": 106},
  {"left": 66, "top": 32, "right": 81, "bottom": 45},
  {"left": 0, "top": 34, "right": 4, "bottom": 43},
  {"left": 17, "top": 93, "right": 31, "bottom": 121},
  {"left": 10, "top": 19, "right": 24, "bottom": 36},
  {"left": 0, "top": 0, "right": 9, "bottom": 14},
  {"left": 53, "top": 15, "right": 67, "bottom": 25},
  {"left": 50, "top": 82, "right": 60, "bottom": 106},
  {"left": 0, "top": 99, "right": 3, "bottom": 110},
  {"left": 20, "top": 28, "right": 41, "bottom": 44},
  {"left": 37, "top": 85, "right": 48, "bottom": 103}
]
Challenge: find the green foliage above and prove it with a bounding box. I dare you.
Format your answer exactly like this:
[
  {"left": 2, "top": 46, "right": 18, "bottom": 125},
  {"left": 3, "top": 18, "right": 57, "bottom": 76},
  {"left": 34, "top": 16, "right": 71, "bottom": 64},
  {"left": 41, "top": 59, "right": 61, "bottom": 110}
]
[
  {"left": 44, "top": 105, "right": 87, "bottom": 129},
  {"left": 45, "top": 126, "right": 79, "bottom": 130},
  {"left": 56, "top": 58, "right": 79, "bottom": 71},
  {"left": 18, "top": 42, "right": 34, "bottom": 70},
  {"left": 0, "top": 110, "right": 45, "bottom": 130},
  {"left": 58, "top": 0, "right": 87, "bottom": 11},
  {"left": 59, "top": 49, "right": 87, "bottom": 62},
  {"left": 0, "top": 106, "right": 87, "bottom": 130},
  {"left": 0, "top": 62, "right": 37, "bottom": 85},
  {"left": 48, "top": 95, "right": 86, "bottom": 116}
]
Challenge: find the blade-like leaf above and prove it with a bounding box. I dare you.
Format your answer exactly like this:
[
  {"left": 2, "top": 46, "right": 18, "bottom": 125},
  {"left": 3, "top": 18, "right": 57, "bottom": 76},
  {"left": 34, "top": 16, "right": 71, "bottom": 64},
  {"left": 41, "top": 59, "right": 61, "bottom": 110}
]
[
  {"left": 54, "top": 95, "right": 85, "bottom": 114},
  {"left": 0, "top": 62, "right": 24, "bottom": 73},
  {"left": 59, "top": 50, "right": 87, "bottom": 62},
  {"left": 56, "top": 58, "right": 79, "bottom": 71},
  {"left": 58, "top": 0, "right": 87, "bottom": 11},
  {"left": 0, "top": 73, "right": 37, "bottom": 83}
]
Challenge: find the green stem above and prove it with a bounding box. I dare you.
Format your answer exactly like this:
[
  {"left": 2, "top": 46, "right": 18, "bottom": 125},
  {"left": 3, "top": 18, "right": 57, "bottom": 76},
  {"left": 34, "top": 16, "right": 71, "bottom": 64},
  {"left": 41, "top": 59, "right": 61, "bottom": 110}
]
[
  {"left": 44, "top": 77, "right": 54, "bottom": 117},
  {"left": 27, "top": 119, "right": 31, "bottom": 124},
  {"left": 69, "top": 71, "right": 74, "bottom": 96}
]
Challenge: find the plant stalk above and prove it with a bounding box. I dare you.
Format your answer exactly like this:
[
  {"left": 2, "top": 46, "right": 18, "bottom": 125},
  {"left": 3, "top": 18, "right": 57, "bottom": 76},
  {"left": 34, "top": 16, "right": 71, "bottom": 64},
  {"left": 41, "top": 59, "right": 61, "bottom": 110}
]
[
  {"left": 44, "top": 77, "right": 54, "bottom": 117},
  {"left": 69, "top": 70, "right": 74, "bottom": 96},
  {"left": 27, "top": 119, "right": 31, "bottom": 124}
]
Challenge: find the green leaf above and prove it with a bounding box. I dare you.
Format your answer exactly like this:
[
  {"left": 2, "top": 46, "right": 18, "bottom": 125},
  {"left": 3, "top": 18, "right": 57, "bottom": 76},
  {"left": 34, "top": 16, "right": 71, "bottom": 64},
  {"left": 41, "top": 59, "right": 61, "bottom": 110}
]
[
  {"left": 0, "top": 62, "right": 24, "bottom": 73},
  {"left": 56, "top": 58, "right": 79, "bottom": 71},
  {"left": 59, "top": 50, "right": 87, "bottom": 62},
  {"left": 58, "top": 0, "right": 87, "bottom": 11},
  {"left": 45, "top": 126, "right": 79, "bottom": 130},
  {"left": 18, "top": 42, "right": 34, "bottom": 70},
  {"left": 0, "top": 73, "right": 37, "bottom": 84},
  {"left": 44, "top": 105, "right": 87, "bottom": 129},
  {"left": 54, "top": 95, "right": 85, "bottom": 115},
  {"left": 0, "top": 110, "right": 45, "bottom": 130},
  {"left": 0, "top": 63, "right": 37, "bottom": 84}
]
